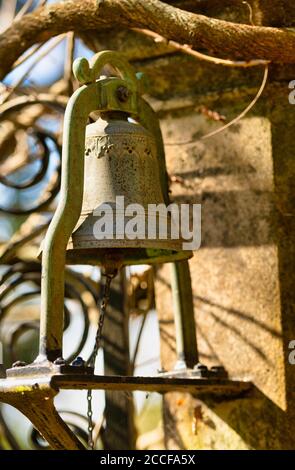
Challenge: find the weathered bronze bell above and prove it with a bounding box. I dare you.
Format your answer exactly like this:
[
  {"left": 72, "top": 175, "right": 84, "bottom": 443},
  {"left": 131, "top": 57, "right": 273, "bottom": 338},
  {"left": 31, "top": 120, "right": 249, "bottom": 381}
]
[{"left": 66, "top": 110, "right": 191, "bottom": 268}]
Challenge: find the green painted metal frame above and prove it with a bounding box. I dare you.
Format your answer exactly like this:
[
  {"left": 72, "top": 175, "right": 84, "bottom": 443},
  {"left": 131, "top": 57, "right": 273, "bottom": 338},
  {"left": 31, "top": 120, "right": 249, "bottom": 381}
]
[
  {"left": 171, "top": 261, "right": 199, "bottom": 368},
  {"left": 39, "top": 50, "right": 197, "bottom": 365}
]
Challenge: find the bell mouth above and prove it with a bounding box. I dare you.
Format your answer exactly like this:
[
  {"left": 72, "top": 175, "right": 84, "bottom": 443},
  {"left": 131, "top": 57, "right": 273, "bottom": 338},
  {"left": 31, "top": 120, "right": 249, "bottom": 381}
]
[
  {"left": 66, "top": 210, "right": 193, "bottom": 267},
  {"left": 65, "top": 246, "right": 192, "bottom": 268}
]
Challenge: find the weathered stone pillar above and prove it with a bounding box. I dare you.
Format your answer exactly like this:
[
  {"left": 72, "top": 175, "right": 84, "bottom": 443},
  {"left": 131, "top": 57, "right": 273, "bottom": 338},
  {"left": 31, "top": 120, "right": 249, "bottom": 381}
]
[{"left": 154, "top": 72, "right": 295, "bottom": 450}]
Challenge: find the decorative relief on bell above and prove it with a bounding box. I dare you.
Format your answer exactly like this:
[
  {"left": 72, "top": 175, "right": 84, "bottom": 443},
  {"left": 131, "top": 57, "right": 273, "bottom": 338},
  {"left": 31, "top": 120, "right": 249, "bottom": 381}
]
[
  {"left": 85, "top": 136, "right": 114, "bottom": 159},
  {"left": 85, "top": 134, "right": 155, "bottom": 161}
]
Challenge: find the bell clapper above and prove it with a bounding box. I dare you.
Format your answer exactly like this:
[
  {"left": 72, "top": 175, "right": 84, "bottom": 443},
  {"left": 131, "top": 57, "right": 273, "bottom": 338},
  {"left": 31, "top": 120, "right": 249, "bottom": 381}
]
[{"left": 86, "top": 265, "right": 118, "bottom": 450}]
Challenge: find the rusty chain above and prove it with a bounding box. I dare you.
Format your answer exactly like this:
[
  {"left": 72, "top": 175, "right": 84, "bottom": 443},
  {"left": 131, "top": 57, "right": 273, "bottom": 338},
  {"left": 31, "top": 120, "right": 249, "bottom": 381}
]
[{"left": 86, "top": 269, "right": 117, "bottom": 450}]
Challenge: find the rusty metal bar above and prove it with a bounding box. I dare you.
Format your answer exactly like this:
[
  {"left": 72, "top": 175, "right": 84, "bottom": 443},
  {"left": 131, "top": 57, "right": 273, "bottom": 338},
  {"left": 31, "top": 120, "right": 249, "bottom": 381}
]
[
  {"left": 0, "top": 374, "right": 252, "bottom": 399},
  {"left": 51, "top": 374, "right": 251, "bottom": 397}
]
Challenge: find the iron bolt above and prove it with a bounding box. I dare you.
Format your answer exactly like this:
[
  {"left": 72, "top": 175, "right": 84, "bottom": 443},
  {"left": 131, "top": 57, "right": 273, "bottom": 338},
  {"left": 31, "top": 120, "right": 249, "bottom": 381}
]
[
  {"left": 53, "top": 357, "right": 66, "bottom": 365},
  {"left": 193, "top": 362, "right": 208, "bottom": 372},
  {"left": 192, "top": 363, "right": 210, "bottom": 378},
  {"left": 12, "top": 360, "right": 26, "bottom": 368},
  {"left": 71, "top": 356, "right": 85, "bottom": 367},
  {"left": 116, "top": 86, "right": 130, "bottom": 102},
  {"left": 210, "top": 365, "right": 228, "bottom": 378}
]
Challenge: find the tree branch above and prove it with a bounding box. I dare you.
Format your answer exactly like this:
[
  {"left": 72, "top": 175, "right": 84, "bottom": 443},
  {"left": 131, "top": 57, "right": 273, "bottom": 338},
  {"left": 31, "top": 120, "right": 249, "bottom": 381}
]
[
  {"left": 0, "top": 0, "right": 295, "bottom": 79},
  {"left": 133, "top": 28, "right": 269, "bottom": 67}
]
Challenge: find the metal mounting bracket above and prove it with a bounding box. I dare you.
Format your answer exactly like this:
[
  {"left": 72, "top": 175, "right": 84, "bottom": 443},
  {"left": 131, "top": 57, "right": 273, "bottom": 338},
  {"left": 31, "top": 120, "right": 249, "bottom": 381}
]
[{"left": 0, "top": 372, "right": 252, "bottom": 449}]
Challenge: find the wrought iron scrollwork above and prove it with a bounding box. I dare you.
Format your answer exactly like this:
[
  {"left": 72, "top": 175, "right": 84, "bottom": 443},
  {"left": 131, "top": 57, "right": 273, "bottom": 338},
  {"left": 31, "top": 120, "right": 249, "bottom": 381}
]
[
  {"left": 0, "top": 128, "right": 61, "bottom": 216},
  {"left": 0, "top": 257, "right": 102, "bottom": 449},
  {"left": 0, "top": 260, "right": 99, "bottom": 366}
]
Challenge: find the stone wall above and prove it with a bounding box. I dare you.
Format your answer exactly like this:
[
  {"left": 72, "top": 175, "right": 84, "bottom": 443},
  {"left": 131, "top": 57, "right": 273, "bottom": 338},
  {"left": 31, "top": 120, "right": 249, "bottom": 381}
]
[{"left": 155, "top": 83, "right": 295, "bottom": 449}]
